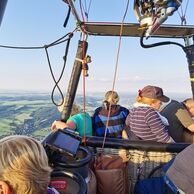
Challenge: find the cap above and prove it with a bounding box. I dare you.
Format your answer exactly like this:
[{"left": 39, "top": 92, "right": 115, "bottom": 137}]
[{"left": 140, "top": 85, "right": 169, "bottom": 102}]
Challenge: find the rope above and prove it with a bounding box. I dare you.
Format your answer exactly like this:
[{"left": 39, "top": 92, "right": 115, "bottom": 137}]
[
  {"left": 78, "top": 0, "right": 92, "bottom": 144},
  {"left": 177, "top": 0, "right": 189, "bottom": 25},
  {"left": 45, "top": 33, "right": 73, "bottom": 106},
  {"left": 0, "top": 32, "right": 72, "bottom": 49},
  {"left": 79, "top": 32, "right": 89, "bottom": 145},
  {"left": 79, "top": 0, "right": 92, "bottom": 22},
  {"left": 102, "top": 0, "right": 130, "bottom": 149},
  {"left": 79, "top": 0, "right": 86, "bottom": 23},
  {"left": 0, "top": 28, "right": 77, "bottom": 107}
]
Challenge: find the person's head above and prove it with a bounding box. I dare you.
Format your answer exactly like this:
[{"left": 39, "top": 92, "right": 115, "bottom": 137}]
[
  {"left": 70, "top": 103, "right": 81, "bottom": 116},
  {"left": 183, "top": 98, "right": 194, "bottom": 116},
  {"left": 136, "top": 85, "right": 169, "bottom": 110},
  {"left": 0, "top": 135, "right": 52, "bottom": 194},
  {"left": 57, "top": 99, "right": 80, "bottom": 116},
  {"left": 104, "top": 90, "right": 119, "bottom": 105}
]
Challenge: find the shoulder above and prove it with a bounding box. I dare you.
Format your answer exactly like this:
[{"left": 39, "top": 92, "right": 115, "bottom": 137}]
[
  {"left": 166, "top": 100, "right": 183, "bottom": 109},
  {"left": 144, "top": 107, "right": 159, "bottom": 117},
  {"left": 94, "top": 106, "right": 102, "bottom": 113},
  {"left": 68, "top": 113, "right": 81, "bottom": 121},
  {"left": 119, "top": 105, "right": 129, "bottom": 111},
  {"left": 119, "top": 106, "right": 129, "bottom": 115},
  {"left": 93, "top": 106, "right": 106, "bottom": 117}
]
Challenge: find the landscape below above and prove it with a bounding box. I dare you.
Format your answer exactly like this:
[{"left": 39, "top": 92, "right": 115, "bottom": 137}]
[{"left": 0, "top": 91, "right": 189, "bottom": 140}]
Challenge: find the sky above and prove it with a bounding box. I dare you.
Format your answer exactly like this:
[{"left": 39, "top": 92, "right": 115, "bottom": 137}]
[{"left": 0, "top": 0, "right": 194, "bottom": 97}]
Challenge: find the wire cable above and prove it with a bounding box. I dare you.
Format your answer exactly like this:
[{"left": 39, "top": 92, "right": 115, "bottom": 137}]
[
  {"left": 0, "top": 30, "right": 76, "bottom": 107},
  {"left": 102, "top": 0, "right": 130, "bottom": 149},
  {"left": 140, "top": 30, "right": 185, "bottom": 50}
]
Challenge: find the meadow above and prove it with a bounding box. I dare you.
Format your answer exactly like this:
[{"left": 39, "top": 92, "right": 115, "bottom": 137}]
[{"left": 0, "top": 91, "right": 188, "bottom": 140}]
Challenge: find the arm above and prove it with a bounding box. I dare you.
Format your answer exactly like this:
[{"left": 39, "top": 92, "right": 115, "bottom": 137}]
[
  {"left": 146, "top": 109, "right": 174, "bottom": 143},
  {"left": 51, "top": 120, "right": 69, "bottom": 131},
  {"left": 176, "top": 109, "right": 194, "bottom": 132},
  {"left": 65, "top": 120, "right": 76, "bottom": 130}
]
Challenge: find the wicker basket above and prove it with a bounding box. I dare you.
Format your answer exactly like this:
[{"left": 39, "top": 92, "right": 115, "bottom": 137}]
[{"left": 93, "top": 147, "right": 176, "bottom": 194}]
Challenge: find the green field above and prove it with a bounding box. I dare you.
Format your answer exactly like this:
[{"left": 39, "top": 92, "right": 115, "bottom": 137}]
[
  {"left": 0, "top": 93, "right": 104, "bottom": 139},
  {"left": 0, "top": 94, "right": 59, "bottom": 139},
  {"left": 0, "top": 119, "right": 13, "bottom": 136}
]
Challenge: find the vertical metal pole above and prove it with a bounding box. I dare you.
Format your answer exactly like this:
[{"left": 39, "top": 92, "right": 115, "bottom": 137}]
[
  {"left": 61, "top": 40, "right": 88, "bottom": 122},
  {"left": 184, "top": 42, "right": 194, "bottom": 99},
  {"left": 0, "top": 0, "right": 8, "bottom": 27}
]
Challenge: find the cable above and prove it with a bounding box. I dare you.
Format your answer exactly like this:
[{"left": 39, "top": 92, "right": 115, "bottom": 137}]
[
  {"left": 63, "top": 5, "right": 71, "bottom": 28},
  {"left": 140, "top": 30, "right": 185, "bottom": 50},
  {"left": 0, "top": 30, "right": 76, "bottom": 107},
  {"left": 102, "top": 0, "right": 130, "bottom": 149},
  {"left": 45, "top": 33, "right": 73, "bottom": 106},
  {"left": 0, "top": 31, "right": 74, "bottom": 50}
]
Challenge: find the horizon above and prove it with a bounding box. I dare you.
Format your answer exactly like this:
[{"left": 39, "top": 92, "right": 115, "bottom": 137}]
[{"left": 0, "top": 89, "right": 191, "bottom": 102}]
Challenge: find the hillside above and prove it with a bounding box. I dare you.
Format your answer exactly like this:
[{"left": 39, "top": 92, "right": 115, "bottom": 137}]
[
  {"left": 0, "top": 93, "right": 105, "bottom": 140},
  {"left": 0, "top": 91, "right": 188, "bottom": 140}
]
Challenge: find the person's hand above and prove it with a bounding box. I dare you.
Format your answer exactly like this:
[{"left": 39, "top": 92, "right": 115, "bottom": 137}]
[
  {"left": 51, "top": 120, "right": 58, "bottom": 131},
  {"left": 118, "top": 149, "right": 130, "bottom": 163},
  {"left": 51, "top": 120, "right": 68, "bottom": 131},
  {"left": 122, "top": 130, "right": 129, "bottom": 139}
]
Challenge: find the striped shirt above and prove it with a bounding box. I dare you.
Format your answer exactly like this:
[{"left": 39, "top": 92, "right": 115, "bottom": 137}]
[
  {"left": 92, "top": 105, "right": 129, "bottom": 138},
  {"left": 125, "top": 106, "right": 171, "bottom": 142}
]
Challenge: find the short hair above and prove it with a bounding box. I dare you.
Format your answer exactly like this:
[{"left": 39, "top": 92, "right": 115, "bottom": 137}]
[
  {"left": 57, "top": 98, "right": 80, "bottom": 116},
  {"left": 104, "top": 90, "right": 119, "bottom": 105},
  {"left": 71, "top": 103, "right": 81, "bottom": 116},
  {"left": 0, "top": 135, "right": 52, "bottom": 194},
  {"left": 136, "top": 96, "right": 159, "bottom": 105}
]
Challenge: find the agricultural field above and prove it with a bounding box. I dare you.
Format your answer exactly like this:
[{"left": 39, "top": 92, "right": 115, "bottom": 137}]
[
  {"left": 0, "top": 91, "right": 186, "bottom": 140},
  {"left": 0, "top": 92, "right": 103, "bottom": 140},
  {"left": 0, "top": 93, "right": 61, "bottom": 140}
]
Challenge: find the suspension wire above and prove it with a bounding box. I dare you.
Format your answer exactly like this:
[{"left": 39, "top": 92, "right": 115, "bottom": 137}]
[
  {"left": 83, "top": 0, "right": 87, "bottom": 19},
  {"left": 79, "top": 0, "right": 86, "bottom": 22},
  {"left": 0, "top": 30, "right": 74, "bottom": 49},
  {"left": 78, "top": 0, "right": 89, "bottom": 145},
  {"left": 182, "top": 0, "right": 189, "bottom": 25},
  {"left": 180, "top": 1, "right": 184, "bottom": 17},
  {"left": 102, "top": 0, "right": 130, "bottom": 149},
  {"left": 44, "top": 47, "right": 64, "bottom": 105},
  {"left": 82, "top": 34, "right": 88, "bottom": 145},
  {"left": 84, "top": 0, "right": 87, "bottom": 12},
  {"left": 0, "top": 44, "right": 44, "bottom": 49},
  {"left": 86, "top": 0, "right": 92, "bottom": 20},
  {"left": 45, "top": 33, "right": 73, "bottom": 106},
  {"left": 82, "top": 0, "right": 92, "bottom": 21},
  {"left": 0, "top": 29, "right": 76, "bottom": 107},
  {"left": 184, "top": 0, "right": 189, "bottom": 18},
  {"left": 77, "top": 32, "right": 89, "bottom": 145},
  {"left": 177, "top": 0, "right": 189, "bottom": 25}
]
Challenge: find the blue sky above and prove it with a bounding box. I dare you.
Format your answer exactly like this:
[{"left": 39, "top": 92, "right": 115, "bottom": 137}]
[{"left": 0, "top": 0, "right": 194, "bottom": 96}]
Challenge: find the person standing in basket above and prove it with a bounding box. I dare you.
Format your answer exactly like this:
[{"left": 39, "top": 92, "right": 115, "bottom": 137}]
[
  {"left": 125, "top": 85, "right": 174, "bottom": 143},
  {"left": 92, "top": 90, "right": 129, "bottom": 138}
]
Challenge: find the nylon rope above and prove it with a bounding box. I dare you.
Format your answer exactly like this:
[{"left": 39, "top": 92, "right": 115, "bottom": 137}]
[
  {"left": 0, "top": 28, "right": 77, "bottom": 107},
  {"left": 79, "top": 0, "right": 90, "bottom": 145},
  {"left": 82, "top": 34, "right": 88, "bottom": 146},
  {"left": 102, "top": 0, "right": 130, "bottom": 149},
  {"left": 81, "top": 2, "right": 86, "bottom": 144}
]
